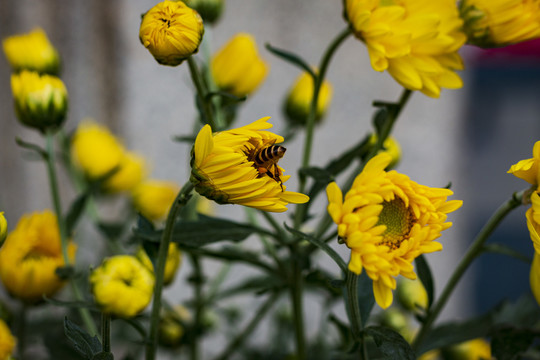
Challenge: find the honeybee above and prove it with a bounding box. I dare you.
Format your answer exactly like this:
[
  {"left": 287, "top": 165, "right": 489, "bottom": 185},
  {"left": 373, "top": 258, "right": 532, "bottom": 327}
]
[{"left": 249, "top": 140, "right": 286, "bottom": 190}]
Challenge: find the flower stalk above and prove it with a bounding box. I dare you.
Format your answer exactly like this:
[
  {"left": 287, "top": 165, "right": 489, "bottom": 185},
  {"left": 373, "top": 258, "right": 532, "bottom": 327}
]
[
  {"left": 412, "top": 190, "right": 524, "bottom": 352},
  {"left": 101, "top": 313, "right": 111, "bottom": 354},
  {"left": 187, "top": 56, "right": 216, "bottom": 129},
  {"left": 45, "top": 130, "right": 98, "bottom": 336},
  {"left": 145, "top": 181, "right": 194, "bottom": 360}
]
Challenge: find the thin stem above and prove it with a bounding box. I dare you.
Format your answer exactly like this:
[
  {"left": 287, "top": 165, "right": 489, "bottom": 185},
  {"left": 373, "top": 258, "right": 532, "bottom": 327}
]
[
  {"left": 101, "top": 313, "right": 112, "bottom": 354},
  {"left": 259, "top": 210, "right": 289, "bottom": 245},
  {"left": 345, "top": 271, "right": 363, "bottom": 340},
  {"left": 17, "top": 304, "right": 26, "bottom": 360},
  {"left": 190, "top": 254, "right": 204, "bottom": 360},
  {"left": 187, "top": 56, "right": 216, "bottom": 130},
  {"left": 145, "top": 182, "right": 195, "bottom": 360},
  {"left": 412, "top": 191, "right": 524, "bottom": 352},
  {"left": 212, "top": 292, "right": 280, "bottom": 360},
  {"left": 290, "top": 243, "right": 306, "bottom": 360},
  {"left": 45, "top": 130, "right": 98, "bottom": 336}
]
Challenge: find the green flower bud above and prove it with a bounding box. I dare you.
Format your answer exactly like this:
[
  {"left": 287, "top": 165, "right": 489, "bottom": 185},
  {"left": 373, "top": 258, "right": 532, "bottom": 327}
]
[
  {"left": 397, "top": 278, "right": 428, "bottom": 313},
  {"left": 184, "top": 0, "right": 224, "bottom": 24},
  {"left": 11, "top": 70, "right": 68, "bottom": 132}
]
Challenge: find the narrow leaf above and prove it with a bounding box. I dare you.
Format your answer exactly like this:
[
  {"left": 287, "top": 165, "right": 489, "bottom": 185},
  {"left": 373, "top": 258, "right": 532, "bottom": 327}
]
[
  {"left": 415, "top": 255, "right": 434, "bottom": 310},
  {"left": 372, "top": 108, "right": 389, "bottom": 137},
  {"left": 357, "top": 271, "right": 375, "bottom": 327},
  {"left": 491, "top": 327, "right": 539, "bottom": 360},
  {"left": 92, "top": 352, "right": 114, "bottom": 360},
  {"left": 366, "top": 326, "right": 416, "bottom": 360},
  {"left": 64, "top": 317, "right": 102, "bottom": 359},
  {"left": 15, "top": 137, "right": 48, "bottom": 159},
  {"left": 265, "top": 43, "right": 315, "bottom": 78},
  {"left": 65, "top": 193, "right": 90, "bottom": 236},
  {"left": 283, "top": 223, "right": 348, "bottom": 273},
  {"left": 483, "top": 243, "right": 532, "bottom": 264}
]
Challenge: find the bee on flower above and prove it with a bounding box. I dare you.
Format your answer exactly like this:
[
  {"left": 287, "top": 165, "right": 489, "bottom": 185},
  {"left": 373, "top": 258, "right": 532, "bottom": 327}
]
[
  {"left": 326, "top": 153, "right": 462, "bottom": 308},
  {"left": 139, "top": 0, "right": 204, "bottom": 66},
  {"left": 190, "top": 117, "right": 309, "bottom": 212}
]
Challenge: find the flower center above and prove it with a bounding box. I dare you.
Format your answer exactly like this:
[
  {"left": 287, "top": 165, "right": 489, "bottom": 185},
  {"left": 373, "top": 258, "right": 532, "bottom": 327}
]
[
  {"left": 160, "top": 18, "right": 172, "bottom": 28},
  {"left": 376, "top": 197, "right": 415, "bottom": 250}
]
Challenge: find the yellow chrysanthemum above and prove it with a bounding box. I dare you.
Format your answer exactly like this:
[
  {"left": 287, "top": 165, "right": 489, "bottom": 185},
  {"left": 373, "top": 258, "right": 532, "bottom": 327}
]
[
  {"left": 0, "top": 319, "right": 15, "bottom": 360},
  {"left": 132, "top": 180, "right": 180, "bottom": 221},
  {"left": 0, "top": 212, "right": 7, "bottom": 244},
  {"left": 344, "top": 0, "right": 466, "bottom": 98},
  {"left": 139, "top": 0, "right": 204, "bottom": 66},
  {"left": 90, "top": 255, "right": 155, "bottom": 318},
  {"left": 71, "top": 120, "right": 147, "bottom": 192},
  {"left": 531, "top": 252, "right": 540, "bottom": 306},
  {"left": 2, "top": 28, "right": 60, "bottom": 75},
  {"left": 136, "top": 243, "right": 182, "bottom": 286},
  {"left": 461, "top": 0, "right": 540, "bottom": 47},
  {"left": 284, "top": 71, "right": 333, "bottom": 127},
  {"left": 0, "top": 210, "right": 76, "bottom": 304},
  {"left": 190, "top": 117, "right": 309, "bottom": 212},
  {"left": 11, "top": 70, "right": 68, "bottom": 132},
  {"left": 444, "top": 338, "right": 491, "bottom": 360},
  {"left": 526, "top": 192, "right": 540, "bottom": 254},
  {"left": 508, "top": 140, "right": 540, "bottom": 188},
  {"left": 211, "top": 33, "right": 269, "bottom": 97},
  {"left": 326, "top": 153, "right": 462, "bottom": 308}
]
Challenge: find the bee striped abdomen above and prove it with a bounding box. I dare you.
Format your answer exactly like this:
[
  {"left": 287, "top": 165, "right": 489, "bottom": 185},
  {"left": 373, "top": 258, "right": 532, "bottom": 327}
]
[{"left": 255, "top": 145, "right": 286, "bottom": 164}]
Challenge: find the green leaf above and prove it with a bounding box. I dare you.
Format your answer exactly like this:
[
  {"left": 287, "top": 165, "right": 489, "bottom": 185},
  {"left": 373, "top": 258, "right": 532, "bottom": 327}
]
[
  {"left": 186, "top": 246, "right": 275, "bottom": 274},
  {"left": 47, "top": 298, "right": 99, "bottom": 311},
  {"left": 205, "top": 91, "right": 247, "bottom": 103},
  {"left": 372, "top": 108, "right": 389, "bottom": 138},
  {"left": 415, "top": 255, "right": 434, "bottom": 310},
  {"left": 365, "top": 326, "right": 416, "bottom": 360},
  {"left": 283, "top": 223, "right": 348, "bottom": 273},
  {"left": 64, "top": 317, "right": 102, "bottom": 359},
  {"left": 15, "top": 137, "right": 48, "bottom": 159},
  {"left": 417, "top": 312, "right": 493, "bottom": 356},
  {"left": 55, "top": 265, "right": 76, "bottom": 280},
  {"left": 173, "top": 135, "right": 197, "bottom": 143},
  {"left": 299, "top": 167, "right": 333, "bottom": 185},
  {"left": 491, "top": 327, "right": 539, "bottom": 360},
  {"left": 65, "top": 193, "right": 90, "bottom": 236},
  {"left": 134, "top": 215, "right": 274, "bottom": 247},
  {"left": 483, "top": 243, "right": 532, "bottom": 264},
  {"left": 357, "top": 271, "right": 375, "bottom": 327},
  {"left": 92, "top": 352, "right": 114, "bottom": 360},
  {"left": 265, "top": 43, "right": 315, "bottom": 78},
  {"left": 212, "top": 275, "right": 283, "bottom": 300},
  {"left": 97, "top": 221, "right": 128, "bottom": 241}
]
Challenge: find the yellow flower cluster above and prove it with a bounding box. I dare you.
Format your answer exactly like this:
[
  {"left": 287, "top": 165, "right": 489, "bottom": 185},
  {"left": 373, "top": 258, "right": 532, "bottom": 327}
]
[
  {"left": 139, "top": 0, "right": 204, "bottom": 66},
  {"left": 0, "top": 210, "right": 76, "bottom": 304},
  {"left": 211, "top": 33, "right": 269, "bottom": 97},
  {"left": 191, "top": 117, "right": 309, "bottom": 212},
  {"left": 90, "top": 255, "right": 155, "bottom": 318},
  {"left": 0, "top": 319, "right": 15, "bottom": 360},
  {"left": 2, "top": 28, "right": 60, "bottom": 75},
  {"left": 508, "top": 141, "right": 540, "bottom": 306},
  {"left": 132, "top": 180, "right": 180, "bottom": 221},
  {"left": 326, "top": 153, "right": 462, "bottom": 308},
  {"left": 136, "top": 243, "right": 182, "bottom": 286},
  {"left": 284, "top": 71, "right": 333, "bottom": 127},
  {"left": 461, "top": 0, "right": 540, "bottom": 47},
  {"left": 344, "top": 0, "right": 466, "bottom": 98}
]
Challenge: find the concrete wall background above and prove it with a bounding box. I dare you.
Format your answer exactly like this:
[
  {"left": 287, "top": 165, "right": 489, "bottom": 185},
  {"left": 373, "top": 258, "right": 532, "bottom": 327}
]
[{"left": 2, "top": 0, "right": 521, "bottom": 358}]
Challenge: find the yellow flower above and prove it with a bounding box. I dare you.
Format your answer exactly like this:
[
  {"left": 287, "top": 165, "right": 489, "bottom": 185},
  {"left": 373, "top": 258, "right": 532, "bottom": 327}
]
[
  {"left": 0, "top": 210, "right": 76, "bottom": 304},
  {"left": 2, "top": 28, "right": 60, "bottom": 75},
  {"left": 184, "top": 0, "right": 224, "bottom": 24},
  {"left": 369, "top": 134, "right": 402, "bottom": 168},
  {"left": 461, "top": 0, "right": 540, "bottom": 47},
  {"left": 0, "top": 319, "right": 15, "bottom": 360},
  {"left": 139, "top": 0, "right": 204, "bottom": 66},
  {"left": 344, "top": 0, "right": 466, "bottom": 98},
  {"left": 159, "top": 305, "right": 191, "bottom": 347},
  {"left": 132, "top": 180, "right": 180, "bottom": 221},
  {"left": 71, "top": 120, "right": 147, "bottom": 192},
  {"left": 211, "top": 33, "right": 269, "bottom": 97},
  {"left": 531, "top": 252, "right": 540, "bottom": 306},
  {"left": 136, "top": 243, "right": 182, "bottom": 286},
  {"left": 11, "top": 70, "right": 68, "bottom": 132},
  {"left": 103, "top": 151, "right": 147, "bottom": 193},
  {"left": 190, "top": 117, "right": 309, "bottom": 212},
  {"left": 508, "top": 140, "right": 540, "bottom": 188},
  {"left": 326, "top": 153, "right": 462, "bottom": 308},
  {"left": 444, "top": 338, "right": 491, "bottom": 360},
  {"left": 284, "top": 71, "right": 333, "bottom": 127},
  {"left": 90, "top": 255, "right": 155, "bottom": 318},
  {"left": 396, "top": 277, "right": 428, "bottom": 312},
  {"left": 0, "top": 212, "right": 7, "bottom": 244}
]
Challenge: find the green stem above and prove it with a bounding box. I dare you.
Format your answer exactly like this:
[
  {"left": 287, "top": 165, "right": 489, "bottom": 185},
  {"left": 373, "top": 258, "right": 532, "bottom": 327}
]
[
  {"left": 345, "top": 272, "right": 364, "bottom": 353},
  {"left": 189, "top": 254, "right": 204, "bottom": 360},
  {"left": 17, "top": 304, "right": 26, "bottom": 360},
  {"left": 290, "top": 243, "right": 306, "bottom": 360},
  {"left": 294, "top": 27, "right": 352, "bottom": 229},
  {"left": 145, "top": 182, "right": 195, "bottom": 360},
  {"left": 187, "top": 56, "right": 216, "bottom": 130},
  {"left": 411, "top": 190, "right": 524, "bottom": 352},
  {"left": 101, "top": 313, "right": 112, "bottom": 354},
  {"left": 259, "top": 210, "right": 289, "bottom": 245},
  {"left": 45, "top": 130, "right": 98, "bottom": 336},
  {"left": 212, "top": 292, "right": 280, "bottom": 360}
]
